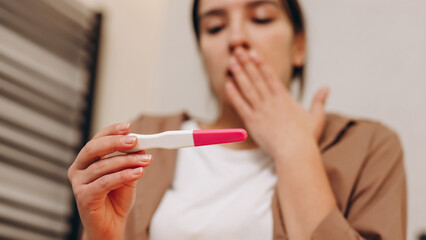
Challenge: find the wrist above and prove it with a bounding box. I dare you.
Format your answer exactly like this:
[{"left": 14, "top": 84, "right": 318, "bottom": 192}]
[
  {"left": 84, "top": 226, "right": 125, "bottom": 240},
  {"left": 271, "top": 133, "right": 318, "bottom": 162}
]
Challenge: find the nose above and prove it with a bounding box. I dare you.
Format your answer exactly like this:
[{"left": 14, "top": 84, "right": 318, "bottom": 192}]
[{"left": 228, "top": 22, "right": 251, "bottom": 54}]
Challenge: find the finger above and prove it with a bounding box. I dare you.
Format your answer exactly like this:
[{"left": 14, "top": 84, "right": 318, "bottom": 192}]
[
  {"left": 88, "top": 167, "right": 144, "bottom": 198},
  {"left": 80, "top": 153, "right": 153, "bottom": 184},
  {"left": 99, "top": 149, "right": 146, "bottom": 160},
  {"left": 92, "top": 122, "right": 131, "bottom": 140},
  {"left": 235, "top": 48, "right": 270, "bottom": 101},
  {"left": 310, "top": 87, "right": 329, "bottom": 141},
  {"left": 74, "top": 135, "right": 138, "bottom": 170},
  {"left": 249, "top": 51, "right": 288, "bottom": 96},
  {"left": 225, "top": 80, "right": 253, "bottom": 119},
  {"left": 229, "top": 56, "right": 261, "bottom": 107},
  {"left": 310, "top": 87, "right": 329, "bottom": 118}
]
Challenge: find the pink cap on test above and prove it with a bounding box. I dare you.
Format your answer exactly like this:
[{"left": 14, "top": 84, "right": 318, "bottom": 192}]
[{"left": 193, "top": 129, "right": 248, "bottom": 147}]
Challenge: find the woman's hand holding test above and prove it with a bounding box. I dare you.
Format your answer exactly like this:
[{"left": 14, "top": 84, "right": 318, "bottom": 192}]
[
  {"left": 68, "top": 123, "right": 153, "bottom": 240},
  {"left": 225, "top": 47, "right": 337, "bottom": 240}
]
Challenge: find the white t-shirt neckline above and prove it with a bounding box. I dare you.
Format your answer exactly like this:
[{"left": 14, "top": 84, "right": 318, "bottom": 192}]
[{"left": 150, "top": 119, "right": 277, "bottom": 240}]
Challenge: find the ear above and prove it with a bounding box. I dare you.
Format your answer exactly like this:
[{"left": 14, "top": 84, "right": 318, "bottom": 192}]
[{"left": 291, "top": 32, "right": 306, "bottom": 67}]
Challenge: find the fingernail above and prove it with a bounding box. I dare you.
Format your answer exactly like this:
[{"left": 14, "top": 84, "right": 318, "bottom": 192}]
[
  {"left": 249, "top": 50, "right": 260, "bottom": 61},
  {"left": 229, "top": 56, "right": 237, "bottom": 65},
  {"left": 122, "top": 136, "right": 136, "bottom": 144},
  {"left": 118, "top": 123, "right": 130, "bottom": 131},
  {"left": 138, "top": 154, "right": 152, "bottom": 163},
  {"left": 132, "top": 167, "right": 142, "bottom": 176}
]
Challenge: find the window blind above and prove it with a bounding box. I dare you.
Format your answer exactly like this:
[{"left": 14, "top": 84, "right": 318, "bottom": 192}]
[{"left": 0, "top": 0, "right": 101, "bottom": 239}]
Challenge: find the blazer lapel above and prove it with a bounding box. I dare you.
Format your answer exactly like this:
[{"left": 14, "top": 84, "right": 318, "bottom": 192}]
[{"left": 319, "top": 114, "right": 355, "bottom": 152}]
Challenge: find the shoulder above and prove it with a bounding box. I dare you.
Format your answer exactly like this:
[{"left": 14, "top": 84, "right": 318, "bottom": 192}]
[
  {"left": 323, "top": 112, "right": 403, "bottom": 167},
  {"left": 322, "top": 113, "right": 406, "bottom": 214},
  {"left": 129, "top": 112, "right": 189, "bottom": 134},
  {"left": 325, "top": 113, "right": 402, "bottom": 149}
]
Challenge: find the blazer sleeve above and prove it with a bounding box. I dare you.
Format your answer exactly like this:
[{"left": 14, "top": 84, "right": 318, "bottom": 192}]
[{"left": 311, "top": 124, "right": 407, "bottom": 240}]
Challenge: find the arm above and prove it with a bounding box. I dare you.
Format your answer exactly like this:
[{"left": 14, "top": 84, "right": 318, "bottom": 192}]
[
  {"left": 226, "top": 47, "right": 336, "bottom": 239},
  {"left": 225, "top": 47, "right": 406, "bottom": 239},
  {"left": 273, "top": 135, "right": 337, "bottom": 239}
]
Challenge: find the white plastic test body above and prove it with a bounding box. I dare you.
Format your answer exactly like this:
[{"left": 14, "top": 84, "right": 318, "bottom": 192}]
[{"left": 104, "top": 129, "right": 247, "bottom": 158}]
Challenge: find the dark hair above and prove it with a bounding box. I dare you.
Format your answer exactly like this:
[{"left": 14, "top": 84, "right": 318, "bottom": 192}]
[{"left": 191, "top": 0, "right": 306, "bottom": 95}]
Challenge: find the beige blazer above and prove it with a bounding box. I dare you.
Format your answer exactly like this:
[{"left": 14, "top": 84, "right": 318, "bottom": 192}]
[{"left": 124, "top": 113, "right": 406, "bottom": 240}]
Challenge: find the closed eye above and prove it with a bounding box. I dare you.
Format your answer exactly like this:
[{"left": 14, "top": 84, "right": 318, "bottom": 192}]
[
  {"left": 253, "top": 18, "right": 273, "bottom": 24},
  {"left": 208, "top": 26, "right": 224, "bottom": 34}
]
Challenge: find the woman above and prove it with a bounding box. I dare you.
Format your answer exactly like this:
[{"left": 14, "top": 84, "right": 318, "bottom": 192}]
[{"left": 68, "top": 0, "right": 407, "bottom": 239}]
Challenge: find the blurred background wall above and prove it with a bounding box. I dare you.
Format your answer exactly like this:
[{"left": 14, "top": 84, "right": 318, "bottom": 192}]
[
  {"left": 80, "top": 0, "right": 426, "bottom": 239},
  {"left": 81, "top": 0, "right": 217, "bottom": 125}
]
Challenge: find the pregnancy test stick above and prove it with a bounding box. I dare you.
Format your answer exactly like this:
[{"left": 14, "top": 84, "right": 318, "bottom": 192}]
[{"left": 104, "top": 129, "right": 247, "bottom": 158}]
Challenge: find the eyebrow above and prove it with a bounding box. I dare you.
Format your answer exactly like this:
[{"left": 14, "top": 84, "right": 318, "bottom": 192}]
[
  {"left": 246, "top": 0, "right": 279, "bottom": 9},
  {"left": 198, "top": 0, "right": 279, "bottom": 21}
]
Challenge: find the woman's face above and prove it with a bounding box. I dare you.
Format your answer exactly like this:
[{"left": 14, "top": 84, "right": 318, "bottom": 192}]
[{"left": 198, "top": 0, "right": 305, "bottom": 103}]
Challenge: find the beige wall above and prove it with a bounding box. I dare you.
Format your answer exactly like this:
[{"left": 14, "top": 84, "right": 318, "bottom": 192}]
[
  {"left": 80, "top": 0, "right": 426, "bottom": 239},
  {"left": 82, "top": 0, "right": 168, "bottom": 128}
]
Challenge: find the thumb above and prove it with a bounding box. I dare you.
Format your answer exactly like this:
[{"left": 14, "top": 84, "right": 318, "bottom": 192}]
[
  {"left": 310, "top": 87, "right": 329, "bottom": 141},
  {"left": 310, "top": 86, "right": 329, "bottom": 118}
]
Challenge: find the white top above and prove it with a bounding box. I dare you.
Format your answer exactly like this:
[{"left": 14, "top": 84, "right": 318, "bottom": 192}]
[{"left": 150, "top": 120, "right": 277, "bottom": 240}]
